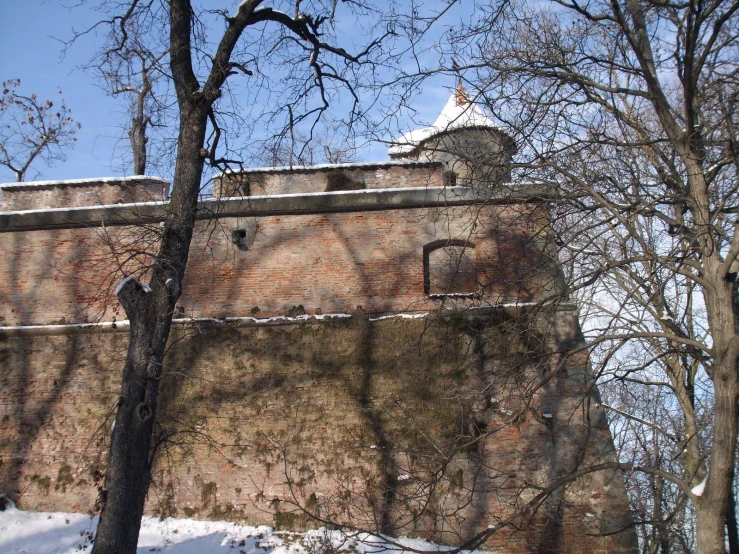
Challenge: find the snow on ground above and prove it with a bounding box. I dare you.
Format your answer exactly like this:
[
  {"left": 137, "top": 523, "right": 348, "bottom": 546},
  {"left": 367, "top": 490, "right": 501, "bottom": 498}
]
[{"left": 0, "top": 506, "right": 498, "bottom": 554}]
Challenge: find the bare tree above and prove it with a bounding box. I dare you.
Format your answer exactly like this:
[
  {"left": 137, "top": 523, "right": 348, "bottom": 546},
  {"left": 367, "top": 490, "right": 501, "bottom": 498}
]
[
  {"left": 601, "top": 371, "right": 700, "bottom": 554},
  {"left": 82, "top": 11, "right": 174, "bottom": 177},
  {"left": 68, "top": 2, "right": 388, "bottom": 553},
  {"left": 255, "top": 120, "right": 359, "bottom": 166},
  {"left": 0, "top": 79, "right": 81, "bottom": 182},
  {"left": 415, "top": 0, "right": 739, "bottom": 552},
  {"left": 108, "top": 53, "right": 166, "bottom": 176}
]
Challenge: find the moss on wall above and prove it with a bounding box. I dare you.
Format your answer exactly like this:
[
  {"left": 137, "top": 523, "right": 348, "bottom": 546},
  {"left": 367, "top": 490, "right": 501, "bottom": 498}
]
[{"left": 0, "top": 311, "right": 635, "bottom": 553}]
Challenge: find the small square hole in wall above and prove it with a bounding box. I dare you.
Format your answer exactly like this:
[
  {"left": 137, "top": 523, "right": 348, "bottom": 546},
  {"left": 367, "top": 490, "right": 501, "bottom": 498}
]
[
  {"left": 443, "top": 171, "right": 457, "bottom": 187},
  {"left": 231, "top": 228, "right": 248, "bottom": 250}
]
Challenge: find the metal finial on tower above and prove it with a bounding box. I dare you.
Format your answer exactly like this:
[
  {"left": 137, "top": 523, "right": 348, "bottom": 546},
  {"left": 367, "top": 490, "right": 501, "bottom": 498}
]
[
  {"left": 451, "top": 59, "right": 468, "bottom": 106},
  {"left": 455, "top": 83, "right": 470, "bottom": 106}
]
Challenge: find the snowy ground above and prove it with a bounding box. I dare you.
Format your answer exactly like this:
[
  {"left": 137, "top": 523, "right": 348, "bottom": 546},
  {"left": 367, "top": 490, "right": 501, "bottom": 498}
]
[{"left": 0, "top": 506, "right": 495, "bottom": 554}]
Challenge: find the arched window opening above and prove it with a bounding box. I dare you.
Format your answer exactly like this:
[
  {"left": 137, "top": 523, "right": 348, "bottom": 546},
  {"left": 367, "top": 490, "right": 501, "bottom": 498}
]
[{"left": 423, "top": 240, "right": 478, "bottom": 297}]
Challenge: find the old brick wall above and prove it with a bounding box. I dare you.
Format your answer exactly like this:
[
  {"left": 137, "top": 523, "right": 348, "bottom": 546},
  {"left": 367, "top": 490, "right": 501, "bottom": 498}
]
[
  {"left": 0, "top": 203, "right": 554, "bottom": 326},
  {"left": 0, "top": 164, "right": 636, "bottom": 552},
  {"left": 0, "top": 312, "right": 636, "bottom": 554},
  {"left": 0, "top": 177, "right": 169, "bottom": 211},
  {"left": 215, "top": 162, "right": 443, "bottom": 197}
]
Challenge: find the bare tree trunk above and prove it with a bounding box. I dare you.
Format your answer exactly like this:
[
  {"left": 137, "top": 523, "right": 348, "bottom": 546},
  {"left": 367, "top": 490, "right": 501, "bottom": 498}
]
[
  {"left": 91, "top": 98, "right": 207, "bottom": 552},
  {"left": 128, "top": 74, "right": 151, "bottom": 176},
  {"left": 90, "top": 3, "right": 210, "bottom": 549},
  {"left": 695, "top": 265, "right": 739, "bottom": 554},
  {"left": 727, "top": 464, "right": 739, "bottom": 554},
  {"left": 89, "top": 292, "right": 169, "bottom": 553},
  {"left": 129, "top": 116, "right": 148, "bottom": 175},
  {"left": 695, "top": 336, "right": 738, "bottom": 554}
]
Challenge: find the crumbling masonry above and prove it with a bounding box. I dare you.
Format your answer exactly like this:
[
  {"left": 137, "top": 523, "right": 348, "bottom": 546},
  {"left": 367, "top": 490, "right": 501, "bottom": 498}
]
[{"left": 0, "top": 90, "right": 638, "bottom": 553}]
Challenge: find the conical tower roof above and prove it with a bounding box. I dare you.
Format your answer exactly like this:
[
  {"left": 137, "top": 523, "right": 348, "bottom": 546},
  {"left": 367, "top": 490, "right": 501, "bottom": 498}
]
[{"left": 389, "top": 85, "right": 507, "bottom": 157}]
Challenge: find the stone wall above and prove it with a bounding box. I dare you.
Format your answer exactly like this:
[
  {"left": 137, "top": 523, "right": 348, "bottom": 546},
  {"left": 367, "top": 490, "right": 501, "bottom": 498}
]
[
  {"left": 214, "top": 161, "right": 442, "bottom": 197},
  {"left": 0, "top": 311, "right": 636, "bottom": 554},
  {"left": 0, "top": 164, "right": 637, "bottom": 552}
]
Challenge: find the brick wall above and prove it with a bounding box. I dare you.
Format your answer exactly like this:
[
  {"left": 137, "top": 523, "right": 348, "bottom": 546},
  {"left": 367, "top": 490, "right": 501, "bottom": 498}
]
[
  {"left": 0, "top": 203, "right": 556, "bottom": 326},
  {"left": 215, "top": 162, "right": 443, "bottom": 197},
  {"left": 0, "top": 165, "right": 637, "bottom": 552},
  {"left": 0, "top": 312, "right": 637, "bottom": 553},
  {"left": 0, "top": 176, "right": 169, "bottom": 211}
]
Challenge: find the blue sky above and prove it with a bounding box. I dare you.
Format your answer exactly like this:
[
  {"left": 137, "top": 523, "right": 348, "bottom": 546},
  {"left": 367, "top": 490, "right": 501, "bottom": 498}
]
[
  {"left": 0, "top": 1, "right": 132, "bottom": 181},
  {"left": 0, "top": 0, "right": 468, "bottom": 184}
]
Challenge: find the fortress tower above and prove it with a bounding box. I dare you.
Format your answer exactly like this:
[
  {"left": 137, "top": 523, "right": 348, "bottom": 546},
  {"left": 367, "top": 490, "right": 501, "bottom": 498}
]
[
  {"left": 0, "top": 89, "right": 637, "bottom": 553},
  {"left": 389, "top": 84, "right": 516, "bottom": 186}
]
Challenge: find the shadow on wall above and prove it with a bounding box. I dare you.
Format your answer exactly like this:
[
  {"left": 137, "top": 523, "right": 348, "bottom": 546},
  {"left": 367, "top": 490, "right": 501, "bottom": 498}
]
[
  {"left": 2, "top": 227, "right": 122, "bottom": 508},
  {"left": 1, "top": 310, "right": 636, "bottom": 553},
  {"left": 0, "top": 189, "right": 634, "bottom": 553}
]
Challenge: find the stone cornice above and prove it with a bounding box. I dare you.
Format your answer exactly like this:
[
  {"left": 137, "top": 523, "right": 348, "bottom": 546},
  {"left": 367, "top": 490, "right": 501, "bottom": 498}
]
[{"left": 0, "top": 184, "right": 553, "bottom": 232}]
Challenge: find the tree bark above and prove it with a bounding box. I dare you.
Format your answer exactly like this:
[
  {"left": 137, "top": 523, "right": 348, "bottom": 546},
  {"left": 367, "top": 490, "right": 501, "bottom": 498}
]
[
  {"left": 90, "top": 100, "right": 208, "bottom": 552},
  {"left": 129, "top": 116, "right": 148, "bottom": 176},
  {"left": 727, "top": 464, "right": 739, "bottom": 554},
  {"left": 90, "top": 2, "right": 210, "bottom": 548}
]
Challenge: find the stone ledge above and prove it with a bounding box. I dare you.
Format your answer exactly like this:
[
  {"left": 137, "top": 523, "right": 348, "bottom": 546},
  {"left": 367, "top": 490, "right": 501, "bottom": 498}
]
[
  {"left": 0, "top": 184, "right": 553, "bottom": 232},
  {"left": 218, "top": 159, "right": 441, "bottom": 175},
  {"left": 0, "top": 302, "right": 578, "bottom": 337},
  {"left": 0, "top": 175, "right": 169, "bottom": 191}
]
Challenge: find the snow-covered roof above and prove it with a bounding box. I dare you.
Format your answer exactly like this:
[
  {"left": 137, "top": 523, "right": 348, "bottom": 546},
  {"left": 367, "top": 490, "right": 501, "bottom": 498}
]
[
  {"left": 0, "top": 175, "right": 169, "bottom": 190},
  {"left": 389, "top": 87, "right": 508, "bottom": 156}
]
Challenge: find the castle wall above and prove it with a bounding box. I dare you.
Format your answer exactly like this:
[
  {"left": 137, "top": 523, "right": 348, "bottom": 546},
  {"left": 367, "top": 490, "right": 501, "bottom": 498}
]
[
  {"left": 415, "top": 129, "right": 514, "bottom": 186},
  {"left": 215, "top": 161, "right": 442, "bottom": 197},
  {"left": 0, "top": 312, "right": 636, "bottom": 554},
  {"left": 0, "top": 176, "right": 170, "bottom": 211},
  {"left": 0, "top": 203, "right": 554, "bottom": 327},
  {"left": 0, "top": 163, "right": 637, "bottom": 553}
]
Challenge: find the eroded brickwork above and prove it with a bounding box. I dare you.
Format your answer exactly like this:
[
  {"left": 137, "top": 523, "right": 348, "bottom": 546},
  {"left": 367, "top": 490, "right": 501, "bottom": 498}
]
[
  {"left": 0, "top": 205, "right": 554, "bottom": 326},
  {"left": 0, "top": 177, "right": 169, "bottom": 211},
  {"left": 215, "top": 161, "right": 443, "bottom": 197},
  {"left": 0, "top": 164, "right": 637, "bottom": 553},
  {"left": 0, "top": 314, "right": 636, "bottom": 553}
]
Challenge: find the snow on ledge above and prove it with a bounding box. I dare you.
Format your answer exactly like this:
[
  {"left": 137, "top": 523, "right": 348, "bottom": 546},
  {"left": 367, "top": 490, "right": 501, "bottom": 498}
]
[
  {"left": 219, "top": 159, "right": 441, "bottom": 176},
  {"left": 0, "top": 198, "right": 169, "bottom": 216},
  {"left": 217, "top": 314, "right": 353, "bottom": 324},
  {"left": 0, "top": 313, "right": 354, "bottom": 335},
  {"left": 0, "top": 303, "right": 560, "bottom": 336},
  {"left": 0, "top": 186, "right": 471, "bottom": 217},
  {"left": 0, "top": 175, "right": 169, "bottom": 190},
  {"left": 369, "top": 312, "right": 428, "bottom": 322},
  {"left": 0, "top": 320, "right": 131, "bottom": 333},
  {"left": 0, "top": 182, "right": 546, "bottom": 218},
  {"left": 211, "top": 185, "right": 457, "bottom": 201},
  {"left": 468, "top": 301, "right": 542, "bottom": 309}
]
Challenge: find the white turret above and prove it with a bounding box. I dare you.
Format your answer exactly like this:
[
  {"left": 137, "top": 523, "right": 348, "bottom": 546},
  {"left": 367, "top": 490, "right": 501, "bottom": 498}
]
[{"left": 389, "top": 85, "right": 515, "bottom": 186}]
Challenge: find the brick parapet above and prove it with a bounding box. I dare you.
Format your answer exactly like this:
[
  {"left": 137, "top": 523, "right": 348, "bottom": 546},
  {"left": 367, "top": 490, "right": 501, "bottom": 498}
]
[
  {"left": 0, "top": 176, "right": 170, "bottom": 211},
  {"left": 214, "top": 160, "right": 444, "bottom": 196}
]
